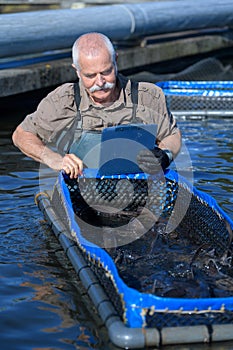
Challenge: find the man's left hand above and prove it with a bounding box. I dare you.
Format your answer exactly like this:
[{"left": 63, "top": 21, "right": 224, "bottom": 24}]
[{"left": 137, "top": 147, "right": 172, "bottom": 174}]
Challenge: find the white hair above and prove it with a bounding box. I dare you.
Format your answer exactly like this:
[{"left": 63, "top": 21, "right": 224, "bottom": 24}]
[{"left": 72, "top": 32, "right": 117, "bottom": 72}]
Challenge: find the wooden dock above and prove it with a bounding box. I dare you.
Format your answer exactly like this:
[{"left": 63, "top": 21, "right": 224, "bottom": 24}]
[{"left": 1, "top": 31, "right": 232, "bottom": 97}]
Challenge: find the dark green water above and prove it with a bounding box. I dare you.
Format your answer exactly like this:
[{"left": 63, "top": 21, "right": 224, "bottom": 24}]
[{"left": 0, "top": 105, "right": 233, "bottom": 349}]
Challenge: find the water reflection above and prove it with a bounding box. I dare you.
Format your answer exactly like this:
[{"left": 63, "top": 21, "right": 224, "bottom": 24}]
[
  {"left": 0, "top": 111, "right": 233, "bottom": 349},
  {"left": 179, "top": 117, "right": 233, "bottom": 218}
]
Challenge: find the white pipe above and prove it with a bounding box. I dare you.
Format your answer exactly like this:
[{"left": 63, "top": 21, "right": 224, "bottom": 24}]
[{"left": 1, "top": 0, "right": 233, "bottom": 58}]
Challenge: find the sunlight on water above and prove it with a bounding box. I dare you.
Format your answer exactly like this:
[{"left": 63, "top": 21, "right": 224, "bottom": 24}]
[{"left": 179, "top": 117, "right": 233, "bottom": 218}]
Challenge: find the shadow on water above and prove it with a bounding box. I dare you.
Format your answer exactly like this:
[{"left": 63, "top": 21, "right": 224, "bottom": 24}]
[{"left": 0, "top": 89, "right": 233, "bottom": 349}]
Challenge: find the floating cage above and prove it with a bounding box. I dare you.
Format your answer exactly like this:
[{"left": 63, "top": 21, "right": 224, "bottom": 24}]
[
  {"left": 156, "top": 80, "right": 233, "bottom": 118},
  {"left": 36, "top": 168, "right": 233, "bottom": 349}
]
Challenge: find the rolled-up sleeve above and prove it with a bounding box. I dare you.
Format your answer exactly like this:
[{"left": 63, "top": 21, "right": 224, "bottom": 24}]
[
  {"left": 156, "top": 89, "right": 178, "bottom": 142},
  {"left": 20, "top": 83, "right": 77, "bottom": 144}
]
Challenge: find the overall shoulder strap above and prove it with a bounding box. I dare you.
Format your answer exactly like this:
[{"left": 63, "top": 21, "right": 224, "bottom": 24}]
[
  {"left": 73, "top": 81, "right": 82, "bottom": 121},
  {"left": 130, "top": 81, "right": 139, "bottom": 122},
  {"left": 74, "top": 82, "right": 81, "bottom": 120},
  {"left": 56, "top": 82, "right": 82, "bottom": 154}
]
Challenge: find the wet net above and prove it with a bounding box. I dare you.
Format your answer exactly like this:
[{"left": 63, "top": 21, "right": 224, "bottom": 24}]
[{"left": 51, "top": 169, "right": 233, "bottom": 329}]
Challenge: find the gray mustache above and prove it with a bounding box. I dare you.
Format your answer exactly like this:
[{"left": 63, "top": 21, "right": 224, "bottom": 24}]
[{"left": 89, "top": 82, "right": 114, "bottom": 93}]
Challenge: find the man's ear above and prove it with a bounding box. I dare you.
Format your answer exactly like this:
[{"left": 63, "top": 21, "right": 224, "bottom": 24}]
[
  {"left": 115, "top": 52, "right": 118, "bottom": 62},
  {"left": 72, "top": 63, "right": 80, "bottom": 78}
]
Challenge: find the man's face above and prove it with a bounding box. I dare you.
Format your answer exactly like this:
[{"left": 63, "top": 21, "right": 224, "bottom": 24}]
[{"left": 75, "top": 49, "right": 117, "bottom": 104}]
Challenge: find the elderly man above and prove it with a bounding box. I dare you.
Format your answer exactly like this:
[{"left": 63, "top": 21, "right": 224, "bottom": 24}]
[{"left": 12, "top": 32, "right": 181, "bottom": 178}]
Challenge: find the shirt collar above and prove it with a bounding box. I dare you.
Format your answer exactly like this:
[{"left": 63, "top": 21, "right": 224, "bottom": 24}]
[{"left": 79, "top": 74, "right": 132, "bottom": 111}]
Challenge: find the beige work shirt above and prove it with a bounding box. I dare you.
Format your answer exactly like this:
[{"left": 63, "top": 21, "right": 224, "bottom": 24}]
[{"left": 20, "top": 74, "right": 178, "bottom": 146}]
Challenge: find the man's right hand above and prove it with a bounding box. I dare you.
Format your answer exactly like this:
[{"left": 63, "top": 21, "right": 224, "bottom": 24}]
[
  {"left": 12, "top": 126, "right": 83, "bottom": 178},
  {"left": 61, "top": 153, "right": 83, "bottom": 178},
  {"left": 41, "top": 149, "right": 83, "bottom": 178}
]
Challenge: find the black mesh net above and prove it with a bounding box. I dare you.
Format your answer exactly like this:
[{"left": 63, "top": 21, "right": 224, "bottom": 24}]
[
  {"left": 146, "top": 310, "right": 233, "bottom": 329},
  {"left": 166, "top": 95, "right": 233, "bottom": 112},
  {"left": 65, "top": 175, "right": 172, "bottom": 227}
]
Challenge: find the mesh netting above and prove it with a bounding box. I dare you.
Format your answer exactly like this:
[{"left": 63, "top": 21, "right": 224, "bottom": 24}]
[
  {"left": 65, "top": 175, "right": 173, "bottom": 223},
  {"left": 146, "top": 310, "right": 233, "bottom": 329},
  {"left": 165, "top": 94, "right": 233, "bottom": 112},
  {"left": 50, "top": 170, "right": 233, "bottom": 329},
  {"left": 167, "top": 184, "right": 231, "bottom": 257}
]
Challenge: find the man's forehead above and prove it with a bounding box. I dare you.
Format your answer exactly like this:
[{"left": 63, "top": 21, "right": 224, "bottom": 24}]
[
  {"left": 79, "top": 54, "right": 113, "bottom": 71},
  {"left": 79, "top": 47, "right": 111, "bottom": 60}
]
